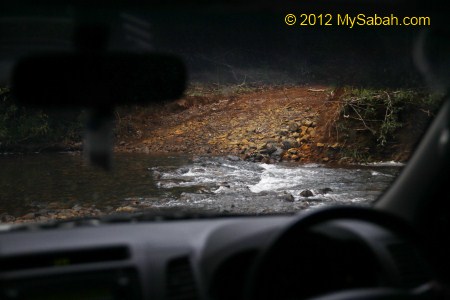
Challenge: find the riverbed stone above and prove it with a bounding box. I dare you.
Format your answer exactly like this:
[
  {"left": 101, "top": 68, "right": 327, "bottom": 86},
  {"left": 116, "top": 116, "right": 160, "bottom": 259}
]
[
  {"left": 288, "top": 122, "right": 299, "bottom": 132},
  {"left": 227, "top": 155, "right": 240, "bottom": 161},
  {"left": 270, "top": 147, "right": 284, "bottom": 160},
  {"left": 0, "top": 214, "right": 15, "bottom": 222},
  {"left": 22, "top": 213, "right": 36, "bottom": 220},
  {"left": 300, "top": 134, "right": 310, "bottom": 142},
  {"left": 278, "top": 192, "right": 295, "bottom": 202},
  {"left": 317, "top": 188, "right": 333, "bottom": 194},
  {"left": 288, "top": 148, "right": 298, "bottom": 154},
  {"left": 303, "top": 120, "right": 313, "bottom": 127},
  {"left": 300, "top": 126, "right": 309, "bottom": 133},
  {"left": 279, "top": 129, "right": 289, "bottom": 136},
  {"left": 282, "top": 139, "right": 299, "bottom": 150},
  {"left": 116, "top": 206, "right": 137, "bottom": 213},
  {"left": 300, "top": 190, "right": 314, "bottom": 197}
]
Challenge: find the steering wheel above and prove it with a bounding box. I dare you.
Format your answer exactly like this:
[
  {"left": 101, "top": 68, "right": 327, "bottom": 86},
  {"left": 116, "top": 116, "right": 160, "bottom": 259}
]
[{"left": 246, "top": 206, "right": 430, "bottom": 300}]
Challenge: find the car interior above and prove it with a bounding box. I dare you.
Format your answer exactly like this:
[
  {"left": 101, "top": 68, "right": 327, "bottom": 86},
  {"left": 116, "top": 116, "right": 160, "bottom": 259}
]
[{"left": 1, "top": 0, "right": 450, "bottom": 299}]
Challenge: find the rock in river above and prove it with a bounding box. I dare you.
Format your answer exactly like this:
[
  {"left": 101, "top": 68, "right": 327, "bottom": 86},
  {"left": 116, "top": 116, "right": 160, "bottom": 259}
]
[
  {"left": 278, "top": 192, "right": 295, "bottom": 202},
  {"left": 300, "top": 190, "right": 314, "bottom": 197},
  {"left": 317, "top": 188, "right": 333, "bottom": 195}
]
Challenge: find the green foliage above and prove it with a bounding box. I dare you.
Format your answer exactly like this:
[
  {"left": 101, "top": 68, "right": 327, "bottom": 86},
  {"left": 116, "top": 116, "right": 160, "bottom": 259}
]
[
  {"left": 0, "top": 87, "right": 49, "bottom": 145},
  {"left": 0, "top": 87, "right": 84, "bottom": 148},
  {"left": 339, "top": 147, "right": 373, "bottom": 164},
  {"left": 336, "top": 87, "right": 440, "bottom": 148}
]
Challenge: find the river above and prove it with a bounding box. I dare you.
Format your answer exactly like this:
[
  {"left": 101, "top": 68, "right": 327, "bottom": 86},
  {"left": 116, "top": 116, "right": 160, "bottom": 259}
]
[{"left": 0, "top": 152, "right": 403, "bottom": 218}]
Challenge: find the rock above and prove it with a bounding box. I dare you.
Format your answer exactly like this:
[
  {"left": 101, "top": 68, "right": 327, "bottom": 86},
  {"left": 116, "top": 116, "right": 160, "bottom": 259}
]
[
  {"left": 282, "top": 139, "right": 299, "bottom": 150},
  {"left": 303, "top": 120, "right": 313, "bottom": 127},
  {"left": 278, "top": 192, "right": 295, "bottom": 202},
  {"left": 72, "top": 205, "right": 83, "bottom": 211},
  {"left": 316, "top": 142, "right": 325, "bottom": 147},
  {"left": 292, "top": 132, "right": 300, "bottom": 138},
  {"left": 287, "top": 148, "right": 298, "bottom": 154},
  {"left": 227, "top": 155, "right": 240, "bottom": 161},
  {"left": 270, "top": 147, "right": 284, "bottom": 160},
  {"left": 220, "top": 182, "right": 231, "bottom": 188},
  {"left": 330, "top": 143, "right": 340, "bottom": 149},
  {"left": 317, "top": 188, "right": 333, "bottom": 194},
  {"left": 37, "top": 216, "right": 50, "bottom": 222},
  {"left": 291, "top": 155, "right": 299, "bottom": 161},
  {"left": 152, "top": 170, "right": 162, "bottom": 179},
  {"left": 178, "top": 167, "right": 190, "bottom": 174},
  {"left": 256, "top": 143, "right": 266, "bottom": 150},
  {"left": 278, "top": 129, "right": 289, "bottom": 136},
  {"left": 300, "top": 135, "right": 310, "bottom": 142},
  {"left": 322, "top": 157, "right": 330, "bottom": 162},
  {"left": 259, "top": 148, "right": 270, "bottom": 155},
  {"left": 264, "top": 143, "right": 277, "bottom": 155},
  {"left": 0, "top": 214, "right": 15, "bottom": 223},
  {"left": 288, "top": 122, "right": 299, "bottom": 132},
  {"left": 47, "top": 202, "right": 61, "bottom": 209},
  {"left": 281, "top": 140, "right": 291, "bottom": 150},
  {"left": 300, "top": 190, "right": 314, "bottom": 197},
  {"left": 22, "top": 213, "right": 36, "bottom": 220},
  {"left": 119, "top": 141, "right": 126, "bottom": 146},
  {"left": 301, "top": 144, "right": 310, "bottom": 151},
  {"left": 115, "top": 206, "right": 137, "bottom": 213},
  {"left": 261, "top": 156, "right": 271, "bottom": 164}
]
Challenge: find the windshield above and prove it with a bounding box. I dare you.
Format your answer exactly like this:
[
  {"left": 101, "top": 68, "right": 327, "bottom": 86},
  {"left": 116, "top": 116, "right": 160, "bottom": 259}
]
[{"left": 0, "top": 2, "right": 445, "bottom": 224}]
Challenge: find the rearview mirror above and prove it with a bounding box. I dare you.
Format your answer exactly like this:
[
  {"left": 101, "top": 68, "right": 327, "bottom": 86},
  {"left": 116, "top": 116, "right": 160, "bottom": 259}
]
[
  {"left": 11, "top": 52, "right": 186, "bottom": 107},
  {"left": 11, "top": 52, "right": 186, "bottom": 170}
]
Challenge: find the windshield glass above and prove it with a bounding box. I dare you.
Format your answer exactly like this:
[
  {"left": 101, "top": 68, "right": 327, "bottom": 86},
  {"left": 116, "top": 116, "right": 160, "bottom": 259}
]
[{"left": 0, "top": 3, "right": 445, "bottom": 224}]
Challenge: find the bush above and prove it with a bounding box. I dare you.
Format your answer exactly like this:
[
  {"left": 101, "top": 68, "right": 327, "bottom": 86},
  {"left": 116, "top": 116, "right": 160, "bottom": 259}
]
[
  {"left": 335, "top": 88, "right": 440, "bottom": 148},
  {"left": 0, "top": 87, "right": 84, "bottom": 148}
]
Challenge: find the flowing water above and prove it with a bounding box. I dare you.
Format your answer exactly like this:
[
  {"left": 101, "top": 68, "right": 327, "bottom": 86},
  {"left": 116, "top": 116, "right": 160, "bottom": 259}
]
[{"left": 0, "top": 152, "right": 403, "bottom": 217}]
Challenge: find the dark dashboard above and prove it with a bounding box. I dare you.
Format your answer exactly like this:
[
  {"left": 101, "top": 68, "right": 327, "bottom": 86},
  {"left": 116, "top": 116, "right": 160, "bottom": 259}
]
[{"left": 0, "top": 207, "right": 436, "bottom": 300}]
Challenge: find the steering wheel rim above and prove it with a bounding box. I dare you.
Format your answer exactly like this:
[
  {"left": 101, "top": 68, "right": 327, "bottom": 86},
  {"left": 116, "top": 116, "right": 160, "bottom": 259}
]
[{"left": 246, "top": 206, "right": 423, "bottom": 300}]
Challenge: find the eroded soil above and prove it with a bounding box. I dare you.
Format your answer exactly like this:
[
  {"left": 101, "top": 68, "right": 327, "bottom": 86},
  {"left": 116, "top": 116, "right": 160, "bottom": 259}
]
[{"left": 114, "top": 85, "right": 419, "bottom": 164}]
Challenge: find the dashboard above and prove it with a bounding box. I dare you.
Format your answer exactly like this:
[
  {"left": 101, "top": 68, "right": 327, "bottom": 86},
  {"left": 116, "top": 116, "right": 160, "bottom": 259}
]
[{"left": 0, "top": 207, "right": 436, "bottom": 300}]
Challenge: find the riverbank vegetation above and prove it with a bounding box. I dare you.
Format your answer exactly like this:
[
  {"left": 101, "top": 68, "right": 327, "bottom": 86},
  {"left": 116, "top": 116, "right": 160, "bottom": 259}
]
[
  {"left": 0, "top": 87, "right": 85, "bottom": 152},
  {"left": 326, "top": 87, "right": 441, "bottom": 162}
]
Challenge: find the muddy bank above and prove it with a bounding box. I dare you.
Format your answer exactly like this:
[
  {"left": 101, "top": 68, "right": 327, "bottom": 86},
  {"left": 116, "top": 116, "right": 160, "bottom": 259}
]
[{"left": 114, "top": 85, "right": 431, "bottom": 164}]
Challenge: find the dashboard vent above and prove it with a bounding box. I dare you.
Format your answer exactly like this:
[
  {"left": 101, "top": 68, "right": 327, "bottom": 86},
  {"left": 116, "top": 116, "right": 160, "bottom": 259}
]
[
  {"left": 0, "top": 246, "right": 129, "bottom": 272},
  {"left": 388, "top": 243, "right": 431, "bottom": 288},
  {"left": 166, "top": 257, "right": 199, "bottom": 300}
]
